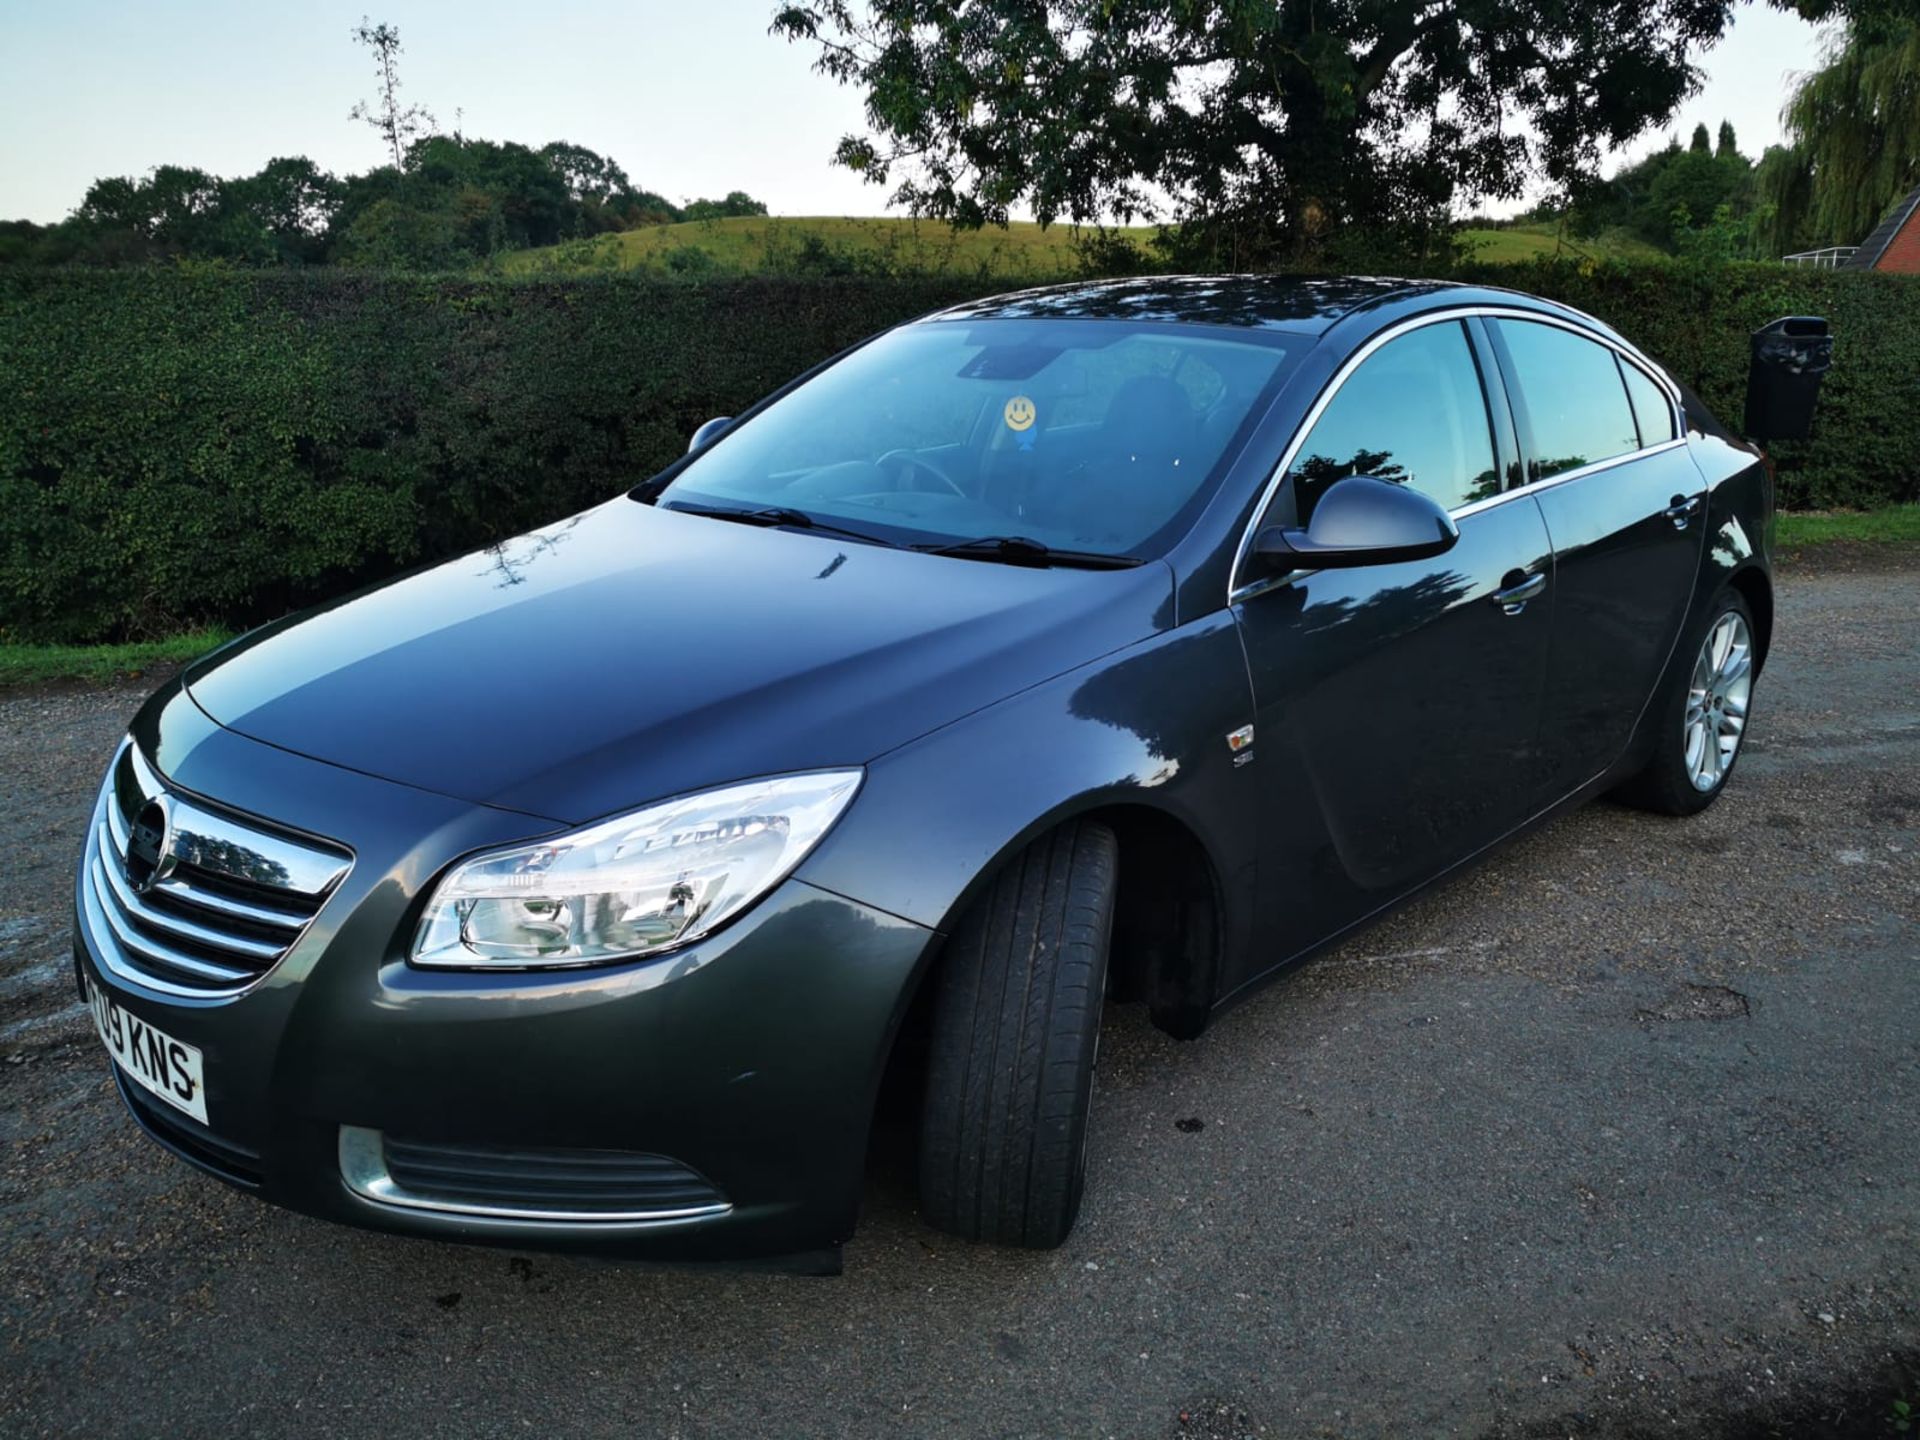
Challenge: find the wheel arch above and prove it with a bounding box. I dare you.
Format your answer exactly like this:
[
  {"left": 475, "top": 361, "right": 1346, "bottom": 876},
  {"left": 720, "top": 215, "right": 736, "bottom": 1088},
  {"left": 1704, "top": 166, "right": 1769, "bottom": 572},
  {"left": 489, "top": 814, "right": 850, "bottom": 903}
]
[
  {"left": 1726, "top": 563, "right": 1773, "bottom": 676},
  {"left": 857, "top": 792, "right": 1230, "bottom": 1220},
  {"left": 921, "top": 795, "right": 1229, "bottom": 1040}
]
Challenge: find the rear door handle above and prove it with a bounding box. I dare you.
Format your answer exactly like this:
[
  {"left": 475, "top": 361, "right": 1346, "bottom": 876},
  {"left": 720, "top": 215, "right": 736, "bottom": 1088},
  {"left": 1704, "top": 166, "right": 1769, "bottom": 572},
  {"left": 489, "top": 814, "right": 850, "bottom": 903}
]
[
  {"left": 1665, "top": 493, "right": 1703, "bottom": 528},
  {"left": 1490, "top": 569, "right": 1546, "bottom": 615}
]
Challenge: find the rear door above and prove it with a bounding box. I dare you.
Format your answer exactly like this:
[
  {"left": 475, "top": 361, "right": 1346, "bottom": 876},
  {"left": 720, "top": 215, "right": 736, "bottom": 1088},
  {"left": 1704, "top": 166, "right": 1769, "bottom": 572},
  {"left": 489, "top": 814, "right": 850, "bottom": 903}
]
[{"left": 1487, "top": 317, "right": 1706, "bottom": 797}]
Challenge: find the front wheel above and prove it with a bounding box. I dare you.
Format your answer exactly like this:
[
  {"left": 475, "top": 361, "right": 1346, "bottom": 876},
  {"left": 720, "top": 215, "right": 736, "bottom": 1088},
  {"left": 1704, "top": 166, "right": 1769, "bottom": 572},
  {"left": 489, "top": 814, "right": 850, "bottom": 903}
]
[
  {"left": 918, "top": 820, "right": 1117, "bottom": 1248},
  {"left": 1615, "top": 589, "right": 1757, "bottom": 816}
]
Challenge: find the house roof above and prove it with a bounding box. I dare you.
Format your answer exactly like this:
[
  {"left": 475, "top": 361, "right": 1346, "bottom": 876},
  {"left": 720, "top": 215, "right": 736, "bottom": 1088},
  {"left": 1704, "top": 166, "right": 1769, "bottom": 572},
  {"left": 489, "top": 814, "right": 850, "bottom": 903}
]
[{"left": 1844, "top": 183, "right": 1920, "bottom": 270}]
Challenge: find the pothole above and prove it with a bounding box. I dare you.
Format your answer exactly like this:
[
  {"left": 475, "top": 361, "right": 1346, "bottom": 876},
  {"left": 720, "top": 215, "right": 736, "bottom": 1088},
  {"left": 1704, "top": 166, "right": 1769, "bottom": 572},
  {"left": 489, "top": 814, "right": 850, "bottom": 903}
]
[{"left": 1636, "top": 983, "right": 1751, "bottom": 1023}]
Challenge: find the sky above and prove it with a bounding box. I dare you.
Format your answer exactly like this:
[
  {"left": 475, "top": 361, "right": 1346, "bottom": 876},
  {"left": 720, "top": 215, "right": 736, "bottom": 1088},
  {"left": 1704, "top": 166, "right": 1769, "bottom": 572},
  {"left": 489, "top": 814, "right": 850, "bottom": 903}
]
[{"left": 0, "top": 0, "right": 1834, "bottom": 227}]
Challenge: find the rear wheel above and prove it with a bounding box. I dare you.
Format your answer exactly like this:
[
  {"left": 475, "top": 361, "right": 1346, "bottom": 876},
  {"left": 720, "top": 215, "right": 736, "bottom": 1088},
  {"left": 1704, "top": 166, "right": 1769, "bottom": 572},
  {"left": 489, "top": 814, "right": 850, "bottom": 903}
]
[
  {"left": 918, "top": 820, "right": 1117, "bottom": 1248},
  {"left": 1615, "top": 590, "right": 1756, "bottom": 816}
]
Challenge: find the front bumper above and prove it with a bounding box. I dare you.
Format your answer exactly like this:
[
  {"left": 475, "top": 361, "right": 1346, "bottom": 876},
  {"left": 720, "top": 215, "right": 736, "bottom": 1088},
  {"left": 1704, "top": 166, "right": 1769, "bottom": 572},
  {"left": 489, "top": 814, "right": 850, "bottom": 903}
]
[{"left": 75, "top": 682, "right": 937, "bottom": 1264}]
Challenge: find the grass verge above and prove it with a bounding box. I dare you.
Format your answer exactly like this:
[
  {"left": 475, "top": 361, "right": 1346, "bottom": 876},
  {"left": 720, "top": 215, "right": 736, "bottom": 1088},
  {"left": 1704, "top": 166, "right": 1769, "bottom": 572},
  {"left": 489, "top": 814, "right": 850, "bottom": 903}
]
[
  {"left": 0, "top": 629, "right": 230, "bottom": 689},
  {"left": 1777, "top": 504, "right": 1920, "bottom": 547}
]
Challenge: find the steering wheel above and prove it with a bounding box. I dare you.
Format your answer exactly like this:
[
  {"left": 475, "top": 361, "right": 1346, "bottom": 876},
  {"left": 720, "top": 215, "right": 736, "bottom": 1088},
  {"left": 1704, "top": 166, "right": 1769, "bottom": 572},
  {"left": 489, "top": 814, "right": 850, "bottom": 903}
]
[{"left": 877, "top": 448, "right": 967, "bottom": 498}]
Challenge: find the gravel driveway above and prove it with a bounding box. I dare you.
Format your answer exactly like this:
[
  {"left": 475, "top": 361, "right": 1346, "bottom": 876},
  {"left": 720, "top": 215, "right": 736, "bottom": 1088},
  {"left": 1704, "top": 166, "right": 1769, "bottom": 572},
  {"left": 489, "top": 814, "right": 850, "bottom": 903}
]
[{"left": 2, "top": 557, "right": 1916, "bottom": 1439}]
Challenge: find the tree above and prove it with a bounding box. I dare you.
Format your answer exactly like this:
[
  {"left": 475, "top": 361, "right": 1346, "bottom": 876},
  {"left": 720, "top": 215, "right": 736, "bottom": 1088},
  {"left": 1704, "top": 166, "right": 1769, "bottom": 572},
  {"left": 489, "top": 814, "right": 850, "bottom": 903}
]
[
  {"left": 227, "top": 157, "right": 343, "bottom": 263},
  {"left": 1757, "top": 17, "right": 1920, "bottom": 253},
  {"left": 68, "top": 165, "right": 273, "bottom": 262},
  {"left": 684, "top": 190, "right": 770, "bottom": 221},
  {"left": 350, "top": 18, "right": 434, "bottom": 167},
  {"left": 539, "top": 142, "right": 633, "bottom": 207},
  {"left": 1648, "top": 130, "right": 1751, "bottom": 245},
  {"left": 771, "top": 0, "right": 1868, "bottom": 264}
]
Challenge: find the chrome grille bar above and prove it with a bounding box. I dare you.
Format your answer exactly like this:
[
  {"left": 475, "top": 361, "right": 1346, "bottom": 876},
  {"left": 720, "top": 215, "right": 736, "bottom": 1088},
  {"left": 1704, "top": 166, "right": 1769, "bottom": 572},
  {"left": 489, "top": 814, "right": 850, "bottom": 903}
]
[
  {"left": 93, "top": 836, "right": 284, "bottom": 962},
  {"left": 84, "top": 858, "right": 256, "bottom": 985},
  {"left": 79, "top": 741, "right": 352, "bottom": 997},
  {"left": 142, "top": 873, "right": 309, "bottom": 931}
]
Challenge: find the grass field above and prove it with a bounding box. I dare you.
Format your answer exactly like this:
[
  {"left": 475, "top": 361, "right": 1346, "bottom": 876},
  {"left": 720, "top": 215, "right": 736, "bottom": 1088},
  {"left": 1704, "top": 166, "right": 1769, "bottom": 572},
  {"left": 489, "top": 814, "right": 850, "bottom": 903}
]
[
  {"left": 1455, "top": 221, "right": 1666, "bottom": 265},
  {"left": 505, "top": 214, "right": 1667, "bottom": 278},
  {"left": 501, "top": 215, "right": 1158, "bottom": 279},
  {"left": 0, "top": 629, "right": 229, "bottom": 689}
]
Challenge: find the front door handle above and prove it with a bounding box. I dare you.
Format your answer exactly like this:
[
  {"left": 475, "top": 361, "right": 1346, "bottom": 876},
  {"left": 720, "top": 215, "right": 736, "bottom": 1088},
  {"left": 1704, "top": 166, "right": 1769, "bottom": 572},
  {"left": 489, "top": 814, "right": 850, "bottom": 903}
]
[
  {"left": 1665, "top": 493, "right": 1703, "bottom": 528},
  {"left": 1490, "top": 569, "right": 1547, "bottom": 615}
]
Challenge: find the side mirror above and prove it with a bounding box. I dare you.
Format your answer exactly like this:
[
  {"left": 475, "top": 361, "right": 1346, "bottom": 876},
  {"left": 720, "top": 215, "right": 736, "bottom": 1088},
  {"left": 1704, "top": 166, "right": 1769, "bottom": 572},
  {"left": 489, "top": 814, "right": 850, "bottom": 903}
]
[
  {"left": 1254, "top": 475, "right": 1459, "bottom": 570},
  {"left": 688, "top": 416, "right": 733, "bottom": 454}
]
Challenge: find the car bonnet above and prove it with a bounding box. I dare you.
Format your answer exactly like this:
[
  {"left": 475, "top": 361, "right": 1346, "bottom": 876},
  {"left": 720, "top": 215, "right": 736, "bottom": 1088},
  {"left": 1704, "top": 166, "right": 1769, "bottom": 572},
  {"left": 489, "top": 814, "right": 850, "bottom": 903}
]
[{"left": 183, "top": 499, "right": 1174, "bottom": 824}]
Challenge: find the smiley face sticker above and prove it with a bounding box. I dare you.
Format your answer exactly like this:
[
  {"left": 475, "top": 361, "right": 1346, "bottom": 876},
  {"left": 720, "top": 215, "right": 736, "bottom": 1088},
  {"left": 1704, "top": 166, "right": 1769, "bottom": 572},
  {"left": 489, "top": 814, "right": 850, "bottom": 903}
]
[{"left": 1003, "top": 395, "right": 1037, "bottom": 433}]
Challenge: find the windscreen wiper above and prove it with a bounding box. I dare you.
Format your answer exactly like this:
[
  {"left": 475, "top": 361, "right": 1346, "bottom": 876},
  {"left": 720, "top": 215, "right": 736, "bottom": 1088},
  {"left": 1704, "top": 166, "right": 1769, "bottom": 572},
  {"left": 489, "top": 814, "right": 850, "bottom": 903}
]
[
  {"left": 915, "top": 535, "right": 1145, "bottom": 570},
  {"left": 661, "top": 501, "right": 896, "bottom": 547}
]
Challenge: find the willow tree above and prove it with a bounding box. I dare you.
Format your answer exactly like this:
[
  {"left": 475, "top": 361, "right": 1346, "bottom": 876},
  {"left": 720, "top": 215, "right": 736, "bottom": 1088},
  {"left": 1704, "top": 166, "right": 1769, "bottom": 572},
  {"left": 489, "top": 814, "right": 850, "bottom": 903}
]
[
  {"left": 772, "top": 0, "right": 1880, "bottom": 265},
  {"left": 1757, "top": 19, "right": 1920, "bottom": 255}
]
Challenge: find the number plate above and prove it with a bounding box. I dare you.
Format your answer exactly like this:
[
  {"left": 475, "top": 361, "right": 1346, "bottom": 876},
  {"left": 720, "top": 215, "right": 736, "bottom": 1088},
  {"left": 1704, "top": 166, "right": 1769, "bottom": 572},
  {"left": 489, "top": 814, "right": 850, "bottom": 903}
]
[{"left": 87, "top": 978, "right": 208, "bottom": 1125}]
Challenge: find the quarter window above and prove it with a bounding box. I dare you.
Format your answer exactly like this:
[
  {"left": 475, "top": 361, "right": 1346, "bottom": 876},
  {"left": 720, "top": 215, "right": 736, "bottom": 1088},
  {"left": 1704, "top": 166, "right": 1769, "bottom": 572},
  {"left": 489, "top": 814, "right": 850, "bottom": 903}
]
[
  {"left": 1285, "top": 321, "right": 1500, "bottom": 524},
  {"left": 1620, "top": 360, "right": 1678, "bottom": 446},
  {"left": 1496, "top": 319, "right": 1641, "bottom": 481}
]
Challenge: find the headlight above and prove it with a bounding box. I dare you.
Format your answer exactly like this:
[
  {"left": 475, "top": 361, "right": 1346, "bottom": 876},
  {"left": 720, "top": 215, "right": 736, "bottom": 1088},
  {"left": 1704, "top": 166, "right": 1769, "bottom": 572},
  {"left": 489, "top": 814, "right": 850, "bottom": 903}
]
[{"left": 411, "top": 770, "right": 862, "bottom": 969}]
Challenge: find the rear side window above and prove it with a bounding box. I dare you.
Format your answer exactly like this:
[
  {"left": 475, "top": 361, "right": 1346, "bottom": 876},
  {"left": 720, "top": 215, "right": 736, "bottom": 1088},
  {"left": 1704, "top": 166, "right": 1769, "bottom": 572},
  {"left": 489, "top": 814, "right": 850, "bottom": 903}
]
[
  {"left": 1286, "top": 320, "right": 1500, "bottom": 522},
  {"left": 1620, "top": 360, "right": 1678, "bottom": 445},
  {"left": 1496, "top": 320, "right": 1640, "bottom": 482}
]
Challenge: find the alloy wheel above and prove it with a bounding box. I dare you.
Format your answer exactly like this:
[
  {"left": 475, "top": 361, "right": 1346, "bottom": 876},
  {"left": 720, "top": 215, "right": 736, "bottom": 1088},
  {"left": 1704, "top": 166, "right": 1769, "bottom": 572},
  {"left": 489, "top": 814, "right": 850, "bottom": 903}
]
[{"left": 1684, "top": 611, "right": 1753, "bottom": 792}]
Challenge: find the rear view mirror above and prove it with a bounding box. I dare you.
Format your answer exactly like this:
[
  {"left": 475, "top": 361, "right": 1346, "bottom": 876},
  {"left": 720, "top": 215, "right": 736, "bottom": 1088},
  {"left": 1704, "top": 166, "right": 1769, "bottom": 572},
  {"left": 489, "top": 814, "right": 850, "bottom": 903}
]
[
  {"left": 1254, "top": 475, "right": 1459, "bottom": 570},
  {"left": 688, "top": 416, "right": 734, "bottom": 454},
  {"left": 1744, "top": 316, "right": 1831, "bottom": 443}
]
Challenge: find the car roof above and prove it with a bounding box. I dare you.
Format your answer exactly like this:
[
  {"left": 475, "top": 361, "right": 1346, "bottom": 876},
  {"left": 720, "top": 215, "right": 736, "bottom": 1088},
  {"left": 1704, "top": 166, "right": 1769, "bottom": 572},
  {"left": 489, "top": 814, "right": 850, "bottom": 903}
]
[
  {"left": 918, "top": 274, "right": 1466, "bottom": 336},
  {"left": 916, "top": 273, "right": 1631, "bottom": 349}
]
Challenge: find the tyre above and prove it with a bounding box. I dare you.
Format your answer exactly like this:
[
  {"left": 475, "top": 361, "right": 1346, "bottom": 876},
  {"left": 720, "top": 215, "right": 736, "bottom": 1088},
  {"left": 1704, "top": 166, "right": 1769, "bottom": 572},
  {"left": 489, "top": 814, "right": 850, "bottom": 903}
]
[
  {"left": 918, "top": 819, "right": 1118, "bottom": 1248},
  {"left": 1614, "top": 589, "right": 1757, "bottom": 816}
]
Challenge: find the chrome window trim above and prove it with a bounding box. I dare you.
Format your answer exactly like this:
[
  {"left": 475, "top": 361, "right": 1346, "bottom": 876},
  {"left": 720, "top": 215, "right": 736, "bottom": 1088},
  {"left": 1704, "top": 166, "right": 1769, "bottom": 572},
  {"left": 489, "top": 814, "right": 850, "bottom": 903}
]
[
  {"left": 1447, "top": 437, "right": 1690, "bottom": 521},
  {"left": 1227, "top": 304, "right": 1685, "bottom": 604},
  {"left": 338, "top": 1126, "right": 735, "bottom": 1227}
]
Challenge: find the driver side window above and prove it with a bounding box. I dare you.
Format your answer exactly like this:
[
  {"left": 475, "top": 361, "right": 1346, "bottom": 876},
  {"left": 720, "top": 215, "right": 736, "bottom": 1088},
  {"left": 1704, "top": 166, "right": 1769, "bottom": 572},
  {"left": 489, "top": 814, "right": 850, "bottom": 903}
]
[{"left": 1286, "top": 321, "right": 1500, "bottom": 525}]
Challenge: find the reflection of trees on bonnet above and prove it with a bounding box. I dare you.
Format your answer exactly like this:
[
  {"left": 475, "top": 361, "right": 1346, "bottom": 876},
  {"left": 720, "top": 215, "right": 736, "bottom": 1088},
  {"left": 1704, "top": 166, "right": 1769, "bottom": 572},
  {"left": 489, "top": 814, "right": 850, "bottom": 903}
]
[{"left": 479, "top": 517, "right": 583, "bottom": 588}]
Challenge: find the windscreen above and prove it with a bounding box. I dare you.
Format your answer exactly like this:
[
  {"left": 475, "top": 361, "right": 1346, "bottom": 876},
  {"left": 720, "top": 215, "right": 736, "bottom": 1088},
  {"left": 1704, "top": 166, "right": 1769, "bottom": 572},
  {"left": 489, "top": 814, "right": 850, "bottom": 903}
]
[{"left": 654, "top": 319, "right": 1303, "bottom": 558}]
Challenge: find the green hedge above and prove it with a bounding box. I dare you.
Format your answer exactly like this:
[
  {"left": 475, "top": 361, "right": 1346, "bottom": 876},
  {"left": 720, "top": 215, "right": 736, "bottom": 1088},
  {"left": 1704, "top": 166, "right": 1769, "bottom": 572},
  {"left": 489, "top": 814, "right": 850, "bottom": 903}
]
[
  {"left": 3, "top": 261, "right": 1916, "bottom": 644},
  {"left": 0, "top": 270, "right": 987, "bottom": 643}
]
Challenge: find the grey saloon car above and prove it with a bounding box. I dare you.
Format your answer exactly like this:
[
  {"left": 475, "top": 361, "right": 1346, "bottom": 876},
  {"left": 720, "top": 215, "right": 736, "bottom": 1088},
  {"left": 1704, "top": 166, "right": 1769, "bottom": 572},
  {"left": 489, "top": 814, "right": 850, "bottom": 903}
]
[{"left": 76, "top": 276, "right": 1779, "bottom": 1270}]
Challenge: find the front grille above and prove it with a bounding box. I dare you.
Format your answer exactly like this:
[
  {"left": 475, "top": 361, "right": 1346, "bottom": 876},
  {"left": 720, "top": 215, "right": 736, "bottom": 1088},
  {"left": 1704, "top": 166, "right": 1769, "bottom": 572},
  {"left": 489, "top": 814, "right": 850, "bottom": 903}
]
[
  {"left": 113, "top": 1068, "right": 262, "bottom": 1188},
  {"left": 82, "top": 742, "right": 351, "bottom": 997},
  {"left": 339, "top": 1127, "right": 731, "bottom": 1223}
]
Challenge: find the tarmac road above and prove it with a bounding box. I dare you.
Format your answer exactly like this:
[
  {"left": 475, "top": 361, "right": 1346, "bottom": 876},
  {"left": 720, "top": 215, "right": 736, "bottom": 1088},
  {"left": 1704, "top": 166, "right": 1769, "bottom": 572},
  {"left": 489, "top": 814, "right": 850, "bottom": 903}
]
[{"left": 2, "top": 555, "right": 1915, "bottom": 1439}]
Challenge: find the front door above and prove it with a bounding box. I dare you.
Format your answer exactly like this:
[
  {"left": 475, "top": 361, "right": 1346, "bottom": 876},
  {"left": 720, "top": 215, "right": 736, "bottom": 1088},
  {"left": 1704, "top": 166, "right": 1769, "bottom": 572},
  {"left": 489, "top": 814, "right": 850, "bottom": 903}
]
[
  {"left": 1486, "top": 317, "right": 1706, "bottom": 796},
  {"left": 1232, "top": 318, "right": 1556, "bottom": 962}
]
